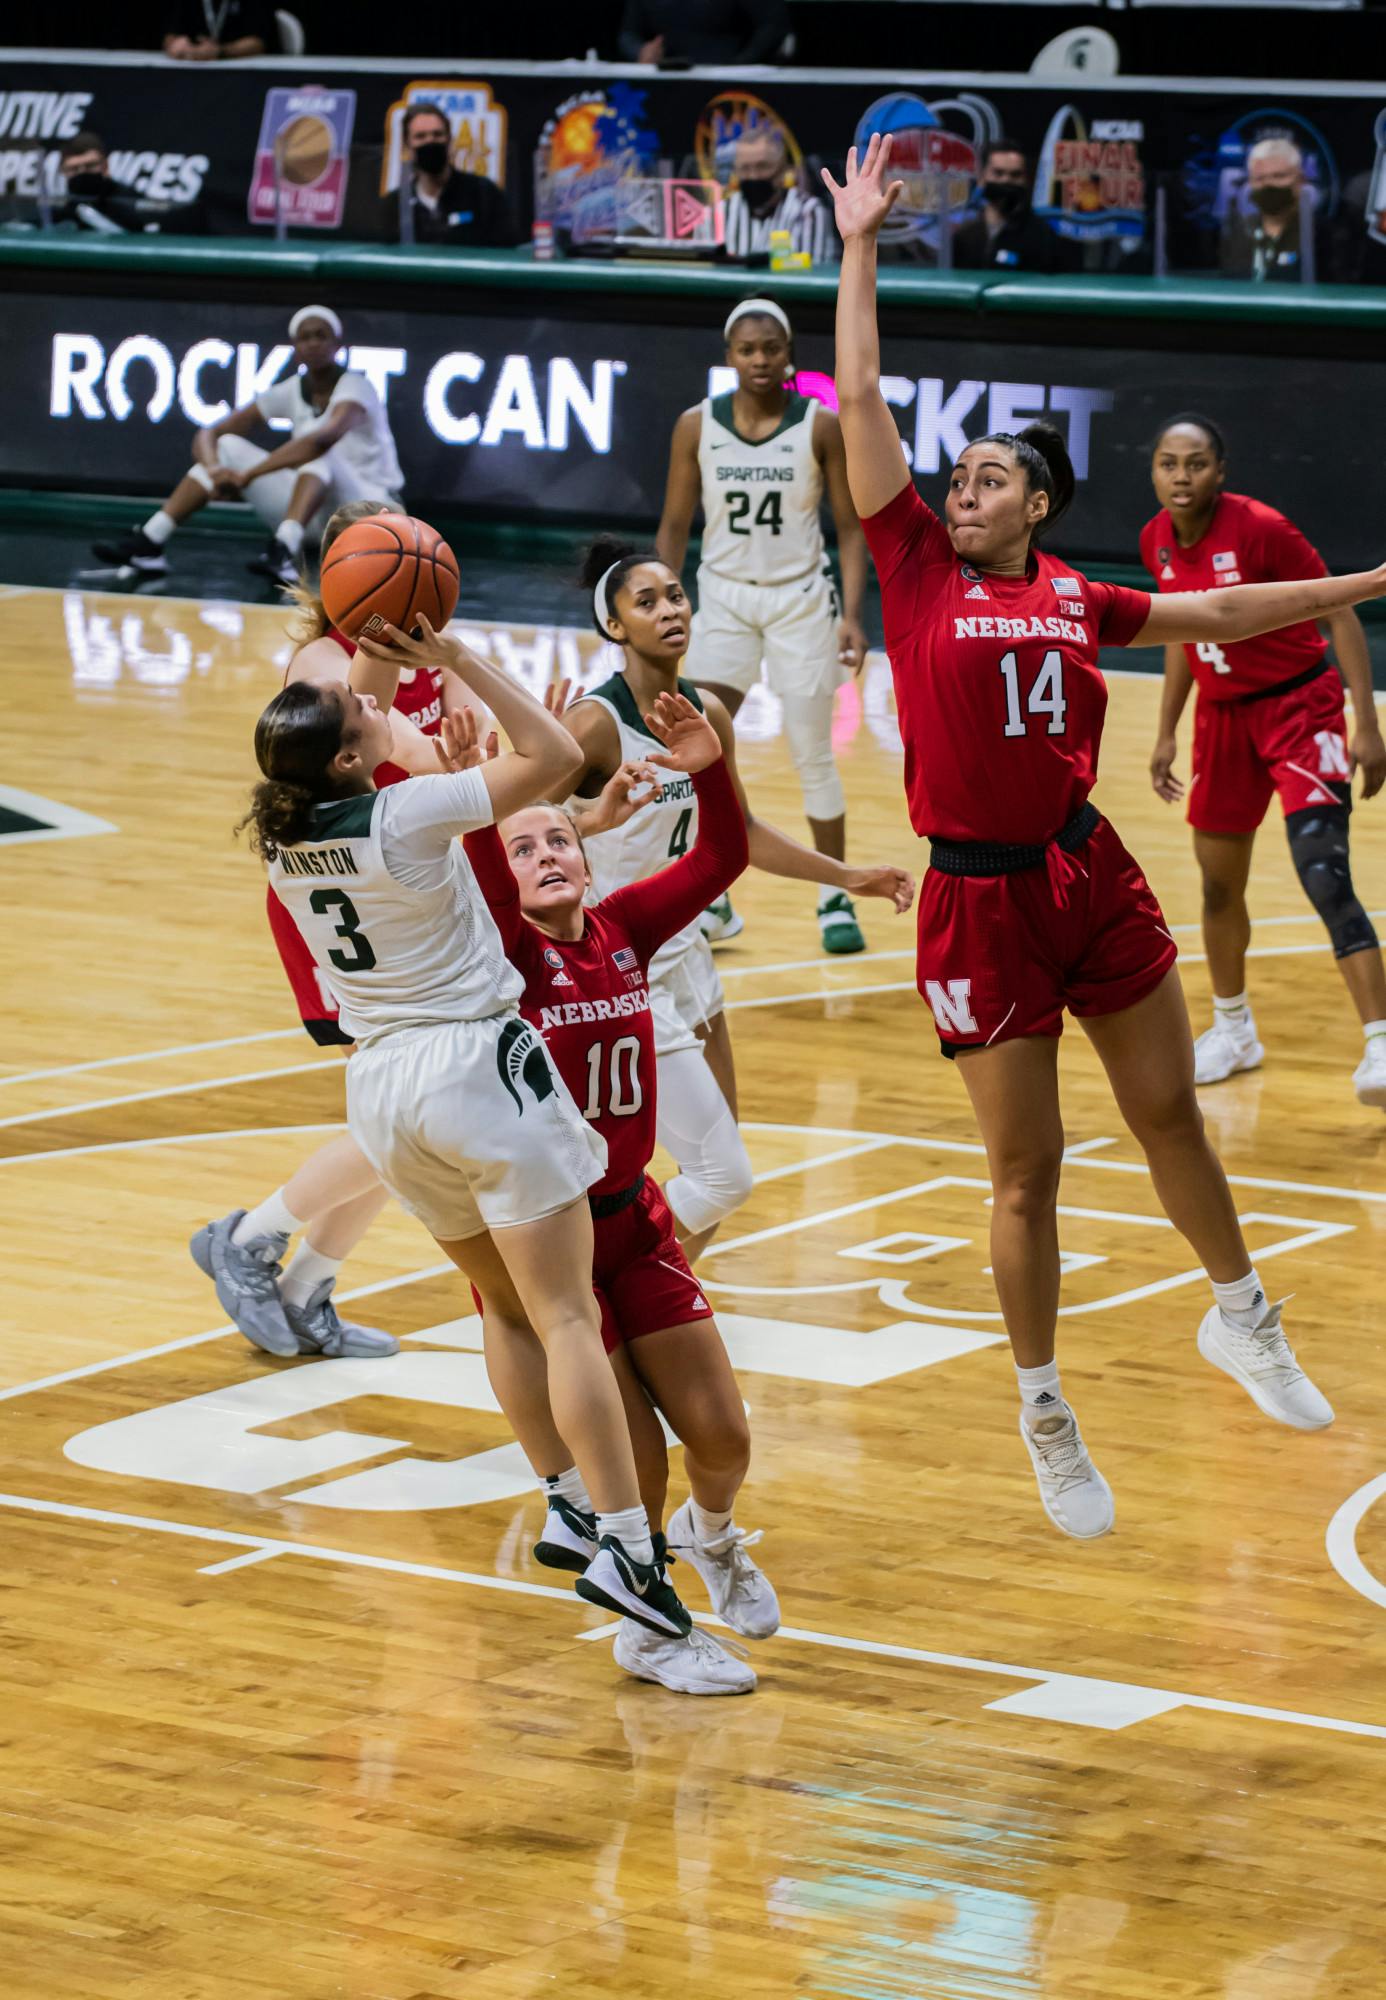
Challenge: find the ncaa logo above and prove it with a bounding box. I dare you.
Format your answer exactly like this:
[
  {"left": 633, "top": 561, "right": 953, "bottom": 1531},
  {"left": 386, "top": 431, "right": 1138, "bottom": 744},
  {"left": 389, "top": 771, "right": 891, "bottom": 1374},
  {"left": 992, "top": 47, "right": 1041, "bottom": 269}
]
[{"left": 543, "top": 946, "right": 564, "bottom": 969}]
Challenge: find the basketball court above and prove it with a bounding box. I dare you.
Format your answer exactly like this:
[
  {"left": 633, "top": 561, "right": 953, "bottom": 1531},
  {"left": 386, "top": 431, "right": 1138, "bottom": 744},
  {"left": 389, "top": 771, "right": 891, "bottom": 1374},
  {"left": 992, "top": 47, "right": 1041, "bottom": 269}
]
[{"left": 3, "top": 579, "right": 1385, "bottom": 1998}]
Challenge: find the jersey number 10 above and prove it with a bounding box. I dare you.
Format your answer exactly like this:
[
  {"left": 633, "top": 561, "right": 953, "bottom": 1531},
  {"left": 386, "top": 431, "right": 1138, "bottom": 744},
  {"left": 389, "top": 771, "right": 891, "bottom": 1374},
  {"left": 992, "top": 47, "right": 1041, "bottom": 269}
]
[
  {"left": 999, "top": 649, "right": 1068, "bottom": 738},
  {"left": 582, "top": 1034, "right": 643, "bottom": 1119}
]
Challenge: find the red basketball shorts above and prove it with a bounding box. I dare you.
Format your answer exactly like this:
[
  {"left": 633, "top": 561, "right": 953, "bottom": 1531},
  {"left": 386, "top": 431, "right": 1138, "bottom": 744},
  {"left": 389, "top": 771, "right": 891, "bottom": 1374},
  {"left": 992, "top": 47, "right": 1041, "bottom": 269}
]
[
  {"left": 1187, "top": 671, "right": 1352, "bottom": 835},
  {"left": 266, "top": 885, "right": 353, "bottom": 1048},
  {"left": 592, "top": 1176, "right": 714, "bottom": 1354},
  {"left": 916, "top": 817, "right": 1178, "bottom": 1053}
]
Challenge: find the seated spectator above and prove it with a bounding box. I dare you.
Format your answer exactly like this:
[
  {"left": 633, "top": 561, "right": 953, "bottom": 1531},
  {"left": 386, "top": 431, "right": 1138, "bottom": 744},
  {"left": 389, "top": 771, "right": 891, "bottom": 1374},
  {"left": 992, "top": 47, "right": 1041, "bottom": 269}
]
[
  {"left": 1219, "top": 138, "right": 1321, "bottom": 284},
  {"left": 51, "top": 131, "right": 205, "bottom": 235},
  {"left": 164, "top": 0, "right": 277, "bottom": 60},
  {"left": 952, "top": 139, "right": 1071, "bottom": 273},
  {"left": 619, "top": 0, "right": 789, "bottom": 63},
  {"left": 723, "top": 127, "right": 836, "bottom": 264},
  {"left": 91, "top": 306, "right": 404, "bottom": 587},
  {"left": 382, "top": 101, "right": 512, "bottom": 247}
]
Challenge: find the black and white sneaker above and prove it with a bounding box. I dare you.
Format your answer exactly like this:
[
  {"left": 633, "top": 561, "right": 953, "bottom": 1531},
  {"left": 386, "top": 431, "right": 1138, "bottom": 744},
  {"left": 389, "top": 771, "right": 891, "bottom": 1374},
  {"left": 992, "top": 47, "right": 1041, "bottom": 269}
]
[
  {"left": 534, "top": 1494, "right": 599, "bottom": 1574},
  {"left": 90, "top": 530, "right": 168, "bottom": 573},
  {"left": 576, "top": 1534, "right": 692, "bottom": 1638},
  {"left": 247, "top": 536, "right": 301, "bottom": 586}
]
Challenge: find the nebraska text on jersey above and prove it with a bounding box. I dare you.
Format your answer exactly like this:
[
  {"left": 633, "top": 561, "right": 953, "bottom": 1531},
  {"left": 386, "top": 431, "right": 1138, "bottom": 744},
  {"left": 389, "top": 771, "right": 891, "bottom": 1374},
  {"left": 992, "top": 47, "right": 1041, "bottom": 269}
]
[
  {"left": 538, "top": 990, "right": 651, "bottom": 1032},
  {"left": 954, "top": 613, "right": 1088, "bottom": 642}
]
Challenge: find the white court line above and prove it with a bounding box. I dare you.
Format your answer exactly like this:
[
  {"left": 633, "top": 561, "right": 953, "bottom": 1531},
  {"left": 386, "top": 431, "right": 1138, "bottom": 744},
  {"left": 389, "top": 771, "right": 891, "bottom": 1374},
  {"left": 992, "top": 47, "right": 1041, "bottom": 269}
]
[
  {"left": 0, "top": 1255, "right": 454, "bottom": 1403},
  {"left": 749, "top": 1138, "right": 893, "bottom": 1186},
  {"left": 7, "top": 907, "right": 1378, "bottom": 1096},
  {"left": 0, "top": 1487, "right": 1382, "bottom": 1743},
  {"left": 0, "top": 1121, "right": 344, "bottom": 1169},
  {"left": 0, "top": 1057, "right": 347, "bottom": 1131},
  {"left": 1325, "top": 1474, "right": 1386, "bottom": 1615}
]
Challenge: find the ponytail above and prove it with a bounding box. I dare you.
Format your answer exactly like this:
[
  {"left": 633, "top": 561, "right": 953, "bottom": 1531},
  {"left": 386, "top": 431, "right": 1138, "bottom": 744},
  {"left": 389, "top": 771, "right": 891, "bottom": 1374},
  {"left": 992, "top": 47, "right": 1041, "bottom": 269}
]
[
  {"left": 973, "top": 421, "right": 1075, "bottom": 542},
  {"left": 237, "top": 678, "right": 355, "bottom": 860}
]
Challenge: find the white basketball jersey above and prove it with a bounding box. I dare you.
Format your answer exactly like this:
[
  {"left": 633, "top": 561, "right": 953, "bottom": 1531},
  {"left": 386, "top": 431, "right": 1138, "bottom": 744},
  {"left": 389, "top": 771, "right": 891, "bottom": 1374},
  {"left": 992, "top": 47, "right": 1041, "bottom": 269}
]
[
  {"left": 268, "top": 772, "right": 522, "bottom": 1046},
  {"left": 697, "top": 390, "right": 824, "bottom": 587},
  {"left": 576, "top": 673, "right": 706, "bottom": 978}
]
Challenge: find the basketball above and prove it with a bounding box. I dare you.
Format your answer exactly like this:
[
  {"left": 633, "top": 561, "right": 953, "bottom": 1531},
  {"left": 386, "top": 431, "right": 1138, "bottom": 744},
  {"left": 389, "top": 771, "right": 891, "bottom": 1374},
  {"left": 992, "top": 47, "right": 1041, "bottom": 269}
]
[{"left": 319, "top": 514, "right": 460, "bottom": 640}]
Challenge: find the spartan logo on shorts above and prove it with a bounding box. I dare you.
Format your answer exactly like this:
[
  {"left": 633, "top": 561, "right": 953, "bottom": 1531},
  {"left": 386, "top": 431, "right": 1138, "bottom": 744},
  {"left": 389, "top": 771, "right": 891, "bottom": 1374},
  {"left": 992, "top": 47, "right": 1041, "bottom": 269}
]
[{"left": 496, "top": 1018, "right": 557, "bottom": 1115}]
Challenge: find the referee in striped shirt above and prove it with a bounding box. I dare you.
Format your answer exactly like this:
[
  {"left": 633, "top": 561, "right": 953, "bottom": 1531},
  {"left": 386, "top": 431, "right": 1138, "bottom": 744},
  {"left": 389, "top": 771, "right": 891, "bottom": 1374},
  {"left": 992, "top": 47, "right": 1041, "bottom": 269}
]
[{"left": 722, "top": 127, "right": 838, "bottom": 264}]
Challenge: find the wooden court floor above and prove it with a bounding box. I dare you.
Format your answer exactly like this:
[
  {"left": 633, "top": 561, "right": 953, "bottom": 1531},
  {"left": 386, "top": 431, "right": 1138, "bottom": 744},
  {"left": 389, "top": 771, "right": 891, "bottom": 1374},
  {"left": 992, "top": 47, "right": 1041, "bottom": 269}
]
[{"left": 2, "top": 582, "right": 1386, "bottom": 2000}]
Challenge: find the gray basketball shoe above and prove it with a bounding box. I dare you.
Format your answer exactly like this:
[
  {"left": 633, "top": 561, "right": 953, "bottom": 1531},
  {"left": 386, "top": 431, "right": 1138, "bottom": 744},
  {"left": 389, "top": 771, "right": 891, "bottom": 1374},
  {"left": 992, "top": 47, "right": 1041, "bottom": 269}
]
[{"left": 189, "top": 1209, "right": 298, "bottom": 1357}]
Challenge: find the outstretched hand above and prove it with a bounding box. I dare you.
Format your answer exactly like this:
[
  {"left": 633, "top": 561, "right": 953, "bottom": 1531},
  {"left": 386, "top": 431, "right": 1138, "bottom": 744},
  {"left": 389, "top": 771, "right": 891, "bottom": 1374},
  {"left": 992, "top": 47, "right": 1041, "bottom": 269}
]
[
  {"left": 643, "top": 691, "right": 723, "bottom": 775},
  {"left": 583, "top": 760, "right": 665, "bottom": 835},
  {"left": 354, "top": 613, "right": 464, "bottom": 673},
  {"left": 843, "top": 861, "right": 915, "bottom": 914},
  {"left": 431, "top": 707, "right": 490, "bottom": 773},
  {"left": 820, "top": 132, "right": 905, "bottom": 243}
]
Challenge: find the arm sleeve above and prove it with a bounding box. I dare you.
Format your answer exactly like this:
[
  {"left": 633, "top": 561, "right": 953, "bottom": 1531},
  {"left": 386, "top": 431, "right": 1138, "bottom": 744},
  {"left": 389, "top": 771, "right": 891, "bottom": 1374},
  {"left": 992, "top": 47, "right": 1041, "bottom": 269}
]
[
  {"left": 461, "top": 824, "right": 526, "bottom": 953},
  {"left": 379, "top": 770, "right": 495, "bottom": 885},
  {"left": 1260, "top": 508, "right": 1329, "bottom": 582},
  {"left": 1089, "top": 580, "right": 1154, "bottom": 647},
  {"left": 860, "top": 481, "right": 955, "bottom": 649},
  {"left": 598, "top": 758, "right": 749, "bottom": 966}
]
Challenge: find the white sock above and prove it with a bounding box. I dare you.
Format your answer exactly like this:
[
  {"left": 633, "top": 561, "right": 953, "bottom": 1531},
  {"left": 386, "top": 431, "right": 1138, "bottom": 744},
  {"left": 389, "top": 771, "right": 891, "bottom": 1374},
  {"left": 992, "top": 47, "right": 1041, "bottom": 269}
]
[
  {"left": 689, "top": 1498, "right": 734, "bottom": 1542},
  {"left": 141, "top": 509, "right": 176, "bottom": 546},
  {"left": 231, "top": 1188, "right": 303, "bottom": 1246},
  {"left": 1364, "top": 1018, "right": 1386, "bottom": 1046},
  {"left": 597, "top": 1505, "right": 655, "bottom": 1566},
  {"left": 1212, "top": 1268, "right": 1266, "bottom": 1330},
  {"left": 1016, "top": 1359, "right": 1064, "bottom": 1425},
  {"left": 1213, "top": 991, "right": 1250, "bottom": 1027},
  {"left": 280, "top": 1243, "right": 343, "bottom": 1309},
  {"left": 275, "top": 518, "right": 305, "bottom": 556},
  {"left": 544, "top": 1466, "right": 593, "bottom": 1513}
]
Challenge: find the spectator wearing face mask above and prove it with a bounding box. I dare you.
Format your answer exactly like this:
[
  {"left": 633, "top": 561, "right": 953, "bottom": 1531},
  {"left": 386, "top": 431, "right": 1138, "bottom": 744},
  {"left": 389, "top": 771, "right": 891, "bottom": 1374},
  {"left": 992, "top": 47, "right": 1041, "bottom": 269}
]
[
  {"left": 1219, "top": 138, "right": 1322, "bottom": 284},
  {"left": 951, "top": 139, "right": 1068, "bottom": 273},
  {"left": 52, "top": 130, "right": 204, "bottom": 234},
  {"left": 381, "top": 101, "right": 513, "bottom": 247},
  {"left": 722, "top": 127, "right": 837, "bottom": 264}
]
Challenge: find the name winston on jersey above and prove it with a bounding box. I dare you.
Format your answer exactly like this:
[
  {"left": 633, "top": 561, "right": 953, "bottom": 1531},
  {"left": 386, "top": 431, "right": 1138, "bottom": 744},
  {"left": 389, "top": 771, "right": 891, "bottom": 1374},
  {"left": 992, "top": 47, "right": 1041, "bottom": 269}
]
[{"left": 276, "top": 844, "right": 360, "bottom": 878}]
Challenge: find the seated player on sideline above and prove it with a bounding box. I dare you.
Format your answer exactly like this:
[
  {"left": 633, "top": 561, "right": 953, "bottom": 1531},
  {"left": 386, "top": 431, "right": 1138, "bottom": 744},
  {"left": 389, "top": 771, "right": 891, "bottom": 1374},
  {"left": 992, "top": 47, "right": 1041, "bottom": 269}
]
[
  {"left": 93, "top": 306, "right": 404, "bottom": 588},
  {"left": 443, "top": 685, "right": 778, "bottom": 1696},
  {"left": 240, "top": 627, "right": 693, "bottom": 1638},
  {"left": 1143, "top": 413, "right": 1386, "bottom": 1109}
]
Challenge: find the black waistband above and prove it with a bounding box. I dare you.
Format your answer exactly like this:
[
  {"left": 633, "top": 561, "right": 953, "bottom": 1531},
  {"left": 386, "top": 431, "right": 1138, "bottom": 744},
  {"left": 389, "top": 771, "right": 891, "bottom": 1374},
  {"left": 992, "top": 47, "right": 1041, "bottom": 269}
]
[
  {"left": 928, "top": 802, "right": 1101, "bottom": 878},
  {"left": 1235, "top": 659, "right": 1327, "bottom": 706},
  {"left": 589, "top": 1173, "right": 646, "bottom": 1220}
]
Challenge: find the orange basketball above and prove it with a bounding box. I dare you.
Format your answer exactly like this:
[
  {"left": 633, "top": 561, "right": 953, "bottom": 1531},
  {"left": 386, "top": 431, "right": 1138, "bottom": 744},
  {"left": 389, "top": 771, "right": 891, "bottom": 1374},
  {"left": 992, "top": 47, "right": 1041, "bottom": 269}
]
[{"left": 319, "top": 514, "right": 460, "bottom": 641}]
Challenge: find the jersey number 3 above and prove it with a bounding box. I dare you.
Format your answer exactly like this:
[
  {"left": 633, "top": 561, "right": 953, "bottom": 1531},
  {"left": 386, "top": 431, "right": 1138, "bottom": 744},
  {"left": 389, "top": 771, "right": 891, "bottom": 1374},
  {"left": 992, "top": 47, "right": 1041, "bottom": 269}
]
[
  {"left": 1000, "top": 649, "right": 1068, "bottom": 738},
  {"left": 309, "top": 887, "right": 377, "bottom": 972}
]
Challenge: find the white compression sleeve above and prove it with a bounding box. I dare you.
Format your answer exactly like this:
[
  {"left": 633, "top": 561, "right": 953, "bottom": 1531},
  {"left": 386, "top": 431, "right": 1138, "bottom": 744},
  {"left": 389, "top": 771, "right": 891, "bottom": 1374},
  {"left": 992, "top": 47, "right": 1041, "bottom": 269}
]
[{"left": 656, "top": 1044, "right": 753, "bottom": 1234}]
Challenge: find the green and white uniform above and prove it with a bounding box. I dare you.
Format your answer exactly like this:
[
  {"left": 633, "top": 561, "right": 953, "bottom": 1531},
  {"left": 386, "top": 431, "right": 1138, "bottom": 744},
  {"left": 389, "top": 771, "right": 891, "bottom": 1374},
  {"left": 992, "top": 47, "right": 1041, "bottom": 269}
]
[
  {"left": 682, "top": 389, "right": 841, "bottom": 702},
  {"left": 576, "top": 673, "right": 724, "bottom": 1057},
  {"left": 269, "top": 768, "right": 604, "bottom": 1240}
]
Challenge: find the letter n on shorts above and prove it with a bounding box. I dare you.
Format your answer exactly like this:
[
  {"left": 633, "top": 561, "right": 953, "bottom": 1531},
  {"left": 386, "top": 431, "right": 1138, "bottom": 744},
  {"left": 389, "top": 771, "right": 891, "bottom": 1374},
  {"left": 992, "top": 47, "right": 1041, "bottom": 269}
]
[{"left": 924, "top": 978, "right": 979, "bottom": 1036}]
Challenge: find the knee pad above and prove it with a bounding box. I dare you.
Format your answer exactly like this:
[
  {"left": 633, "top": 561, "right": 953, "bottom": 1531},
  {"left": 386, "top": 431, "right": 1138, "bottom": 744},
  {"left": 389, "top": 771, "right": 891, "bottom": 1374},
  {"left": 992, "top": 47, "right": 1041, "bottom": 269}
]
[
  {"left": 655, "top": 1046, "right": 754, "bottom": 1234},
  {"left": 188, "top": 460, "right": 217, "bottom": 494},
  {"left": 1286, "top": 805, "right": 1379, "bottom": 958},
  {"left": 781, "top": 691, "right": 845, "bottom": 821}
]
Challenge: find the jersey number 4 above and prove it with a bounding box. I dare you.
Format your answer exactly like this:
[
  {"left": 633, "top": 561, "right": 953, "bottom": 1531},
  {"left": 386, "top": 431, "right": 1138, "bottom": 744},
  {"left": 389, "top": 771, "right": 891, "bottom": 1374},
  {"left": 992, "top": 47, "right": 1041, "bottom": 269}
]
[
  {"left": 309, "top": 887, "right": 377, "bottom": 972},
  {"left": 727, "top": 491, "right": 783, "bottom": 537},
  {"left": 582, "top": 1035, "right": 643, "bottom": 1119},
  {"left": 1000, "top": 649, "right": 1068, "bottom": 737}
]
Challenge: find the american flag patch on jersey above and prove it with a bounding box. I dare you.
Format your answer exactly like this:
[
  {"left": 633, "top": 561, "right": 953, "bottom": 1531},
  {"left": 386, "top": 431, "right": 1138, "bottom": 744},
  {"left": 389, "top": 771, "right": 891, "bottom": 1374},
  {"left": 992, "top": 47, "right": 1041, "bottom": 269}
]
[
  {"left": 612, "top": 947, "right": 638, "bottom": 972},
  {"left": 1050, "top": 577, "right": 1082, "bottom": 597},
  {"left": 1213, "top": 551, "right": 1238, "bottom": 571}
]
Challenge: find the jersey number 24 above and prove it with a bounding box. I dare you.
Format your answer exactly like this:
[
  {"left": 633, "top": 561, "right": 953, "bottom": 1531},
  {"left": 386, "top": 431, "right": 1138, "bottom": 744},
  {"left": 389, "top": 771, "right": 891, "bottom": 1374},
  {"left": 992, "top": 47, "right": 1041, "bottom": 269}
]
[{"left": 727, "top": 491, "right": 782, "bottom": 536}]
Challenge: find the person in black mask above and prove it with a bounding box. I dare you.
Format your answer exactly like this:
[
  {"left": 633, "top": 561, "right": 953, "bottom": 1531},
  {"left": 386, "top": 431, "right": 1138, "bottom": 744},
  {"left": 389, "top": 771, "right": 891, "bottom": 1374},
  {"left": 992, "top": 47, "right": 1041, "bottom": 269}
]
[
  {"left": 951, "top": 139, "right": 1067, "bottom": 273},
  {"left": 722, "top": 126, "right": 835, "bottom": 263},
  {"left": 1219, "top": 138, "right": 1320, "bottom": 284},
  {"left": 381, "top": 101, "right": 513, "bottom": 247},
  {"left": 53, "top": 130, "right": 203, "bottom": 234}
]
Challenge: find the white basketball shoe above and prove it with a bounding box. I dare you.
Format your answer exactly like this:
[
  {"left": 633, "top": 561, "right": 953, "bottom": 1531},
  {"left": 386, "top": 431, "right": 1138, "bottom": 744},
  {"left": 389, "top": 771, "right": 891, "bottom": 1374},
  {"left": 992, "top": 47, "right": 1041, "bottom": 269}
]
[
  {"left": 613, "top": 1619, "right": 756, "bottom": 1696},
  {"left": 1197, "top": 1298, "right": 1334, "bottom": 1429},
  {"left": 665, "top": 1500, "right": 781, "bottom": 1638},
  {"left": 1019, "top": 1403, "right": 1115, "bottom": 1539},
  {"left": 1193, "top": 1011, "right": 1264, "bottom": 1085},
  {"left": 1352, "top": 1036, "right": 1386, "bottom": 1109}
]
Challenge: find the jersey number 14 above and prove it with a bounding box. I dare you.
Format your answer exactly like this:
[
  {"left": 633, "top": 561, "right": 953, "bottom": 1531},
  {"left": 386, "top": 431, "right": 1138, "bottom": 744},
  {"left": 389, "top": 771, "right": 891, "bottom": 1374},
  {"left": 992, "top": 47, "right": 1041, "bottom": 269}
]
[{"left": 999, "top": 649, "right": 1068, "bottom": 738}]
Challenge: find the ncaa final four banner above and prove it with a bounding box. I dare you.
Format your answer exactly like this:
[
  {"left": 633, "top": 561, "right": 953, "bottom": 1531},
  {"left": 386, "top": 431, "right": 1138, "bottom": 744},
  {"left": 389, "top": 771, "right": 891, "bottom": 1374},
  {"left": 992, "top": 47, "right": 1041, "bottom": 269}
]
[{"left": 3, "top": 290, "right": 1383, "bottom": 570}]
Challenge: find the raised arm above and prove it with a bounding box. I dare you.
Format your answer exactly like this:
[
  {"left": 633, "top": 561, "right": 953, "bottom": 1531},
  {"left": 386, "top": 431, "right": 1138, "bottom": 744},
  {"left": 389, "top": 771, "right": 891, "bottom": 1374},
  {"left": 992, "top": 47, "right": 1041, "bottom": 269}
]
[
  {"left": 821, "top": 135, "right": 911, "bottom": 521},
  {"left": 1133, "top": 562, "right": 1386, "bottom": 651},
  {"left": 356, "top": 620, "right": 582, "bottom": 816},
  {"left": 655, "top": 408, "right": 704, "bottom": 578}
]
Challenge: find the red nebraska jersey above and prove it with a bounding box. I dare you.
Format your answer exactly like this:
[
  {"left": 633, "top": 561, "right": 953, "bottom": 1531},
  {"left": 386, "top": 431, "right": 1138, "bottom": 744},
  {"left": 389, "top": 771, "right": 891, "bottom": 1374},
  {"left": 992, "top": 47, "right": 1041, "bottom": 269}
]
[
  {"left": 463, "top": 759, "right": 746, "bottom": 1197},
  {"left": 317, "top": 631, "right": 447, "bottom": 787},
  {"left": 863, "top": 484, "right": 1150, "bottom": 844},
  {"left": 1140, "top": 492, "right": 1328, "bottom": 702}
]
